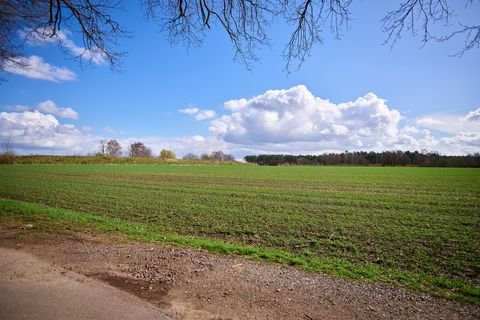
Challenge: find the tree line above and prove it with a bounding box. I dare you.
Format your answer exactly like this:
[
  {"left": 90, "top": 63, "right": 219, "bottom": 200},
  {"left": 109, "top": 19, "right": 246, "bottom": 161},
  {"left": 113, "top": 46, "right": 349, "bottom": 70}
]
[
  {"left": 96, "top": 139, "right": 234, "bottom": 161},
  {"left": 244, "top": 151, "right": 480, "bottom": 167},
  {"left": 97, "top": 139, "right": 170, "bottom": 158}
]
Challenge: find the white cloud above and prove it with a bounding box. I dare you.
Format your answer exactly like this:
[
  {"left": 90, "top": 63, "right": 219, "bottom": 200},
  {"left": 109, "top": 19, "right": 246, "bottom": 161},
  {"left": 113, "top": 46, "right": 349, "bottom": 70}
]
[
  {"left": 417, "top": 117, "right": 444, "bottom": 127},
  {"left": 2, "top": 87, "right": 478, "bottom": 157},
  {"left": 207, "top": 85, "right": 480, "bottom": 156},
  {"left": 195, "top": 110, "right": 216, "bottom": 121},
  {"left": 422, "top": 109, "right": 480, "bottom": 154},
  {"left": 442, "top": 132, "right": 480, "bottom": 147},
  {"left": 1, "top": 101, "right": 79, "bottom": 120},
  {"left": 180, "top": 107, "right": 216, "bottom": 121},
  {"left": 416, "top": 110, "right": 480, "bottom": 137},
  {"left": 179, "top": 107, "right": 199, "bottom": 115},
  {"left": 24, "top": 28, "right": 106, "bottom": 65},
  {"left": 2, "top": 55, "right": 77, "bottom": 82},
  {"left": 0, "top": 111, "right": 93, "bottom": 154},
  {"left": 464, "top": 108, "right": 480, "bottom": 122},
  {"left": 210, "top": 85, "right": 401, "bottom": 149},
  {"left": 192, "top": 135, "right": 206, "bottom": 142},
  {"left": 37, "top": 100, "right": 78, "bottom": 119},
  {"left": 0, "top": 107, "right": 226, "bottom": 157}
]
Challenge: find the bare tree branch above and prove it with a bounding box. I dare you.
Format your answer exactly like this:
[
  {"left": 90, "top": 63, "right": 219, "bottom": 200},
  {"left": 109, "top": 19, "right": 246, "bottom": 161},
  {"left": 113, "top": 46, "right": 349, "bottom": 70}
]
[
  {"left": 282, "top": 0, "right": 352, "bottom": 71},
  {"left": 381, "top": 0, "right": 479, "bottom": 55},
  {"left": 143, "top": 0, "right": 276, "bottom": 69},
  {"left": 0, "top": 0, "right": 127, "bottom": 72},
  {"left": 0, "top": 0, "right": 478, "bottom": 75}
]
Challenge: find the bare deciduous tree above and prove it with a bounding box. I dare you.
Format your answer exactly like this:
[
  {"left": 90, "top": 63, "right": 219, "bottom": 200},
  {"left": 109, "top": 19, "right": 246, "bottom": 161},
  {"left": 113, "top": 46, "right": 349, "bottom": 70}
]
[
  {"left": 200, "top": 153, "right": 210, "bottom": 160},
  {"left": 183, "top": 152, "right": 199, "bottom": 160},
  {"left": 128, "top": 141, "right": 152, "bottom": 157},
  {"left": 0, "top": 135, "right": 16, "bottom": 164},
  {"left": 204, "top": 150, "right": 235, "bottom": 161},
  {"left": 106, "top": 139, "right": 122, "bottom": 157},
  {"left": 1, "top": 0, "right": 478, "bottom": 73},
  {"left": 98, "top": 139, "right": 107, "bottom": 155}
]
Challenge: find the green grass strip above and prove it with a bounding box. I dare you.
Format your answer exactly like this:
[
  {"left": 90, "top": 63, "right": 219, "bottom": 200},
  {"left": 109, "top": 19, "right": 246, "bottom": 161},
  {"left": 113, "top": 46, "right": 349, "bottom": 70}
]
[{"left": 1, "top": 197, "right": 478, "bottom": 304}]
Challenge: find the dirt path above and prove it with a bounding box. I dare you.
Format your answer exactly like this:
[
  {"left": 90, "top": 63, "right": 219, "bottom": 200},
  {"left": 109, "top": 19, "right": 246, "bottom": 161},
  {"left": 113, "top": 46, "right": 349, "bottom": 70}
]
[
  {"left": 0, "top": 227, "right": 478, "bottom": 320},
  {"left": 0, "top": 247, "right": 174, "bottom": 320}
]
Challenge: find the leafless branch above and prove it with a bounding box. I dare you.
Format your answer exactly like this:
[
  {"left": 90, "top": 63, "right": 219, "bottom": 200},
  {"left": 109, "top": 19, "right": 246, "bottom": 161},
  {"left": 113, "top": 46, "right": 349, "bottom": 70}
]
[
  {"left": 52, "top": 0, "right": 127, "bottom": 68},
  {"left": 0, "top": 0, "right": 126, "bottom": 71},
  {"left": 144, "top": 0, "right": 276, "bottom": 69},
  {"left": 381, "top": 0, "right": 479, "bottom": 56},
  {"left": 1, "top": 0, "right": 478, "bottom": 75},
  {"left": 282, "top": 0, "right": 352, "bottom": 72},
  {"left": 440, "top": 23, "right": 480, "bottom": 56},
  {"left": 382, "top": 0, "right": 452, "bottom": 48}
]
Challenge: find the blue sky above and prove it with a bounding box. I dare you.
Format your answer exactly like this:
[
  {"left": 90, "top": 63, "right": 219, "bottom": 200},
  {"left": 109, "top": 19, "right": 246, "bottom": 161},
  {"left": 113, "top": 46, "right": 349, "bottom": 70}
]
[{"left": 1, "top": 1, "right": 479, "bottom": 158}]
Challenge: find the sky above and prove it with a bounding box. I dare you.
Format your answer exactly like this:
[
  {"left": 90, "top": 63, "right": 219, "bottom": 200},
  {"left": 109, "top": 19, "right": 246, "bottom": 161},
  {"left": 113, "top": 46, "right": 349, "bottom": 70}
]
[{"left": 0, "top": 1, "right": 479, "bottom": 159}]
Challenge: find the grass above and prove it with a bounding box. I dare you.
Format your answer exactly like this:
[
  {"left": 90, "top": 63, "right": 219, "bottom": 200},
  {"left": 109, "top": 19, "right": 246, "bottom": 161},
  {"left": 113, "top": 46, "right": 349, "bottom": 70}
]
[{"left": 0, "top": 164, "right": 479, "bottom": 303}]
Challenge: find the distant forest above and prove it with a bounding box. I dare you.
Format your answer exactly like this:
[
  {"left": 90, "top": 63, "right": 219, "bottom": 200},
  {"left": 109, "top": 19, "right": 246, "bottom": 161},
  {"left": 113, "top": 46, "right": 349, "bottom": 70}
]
[{"left": 244, "top": 151, "right": 480, "bottom": 167}]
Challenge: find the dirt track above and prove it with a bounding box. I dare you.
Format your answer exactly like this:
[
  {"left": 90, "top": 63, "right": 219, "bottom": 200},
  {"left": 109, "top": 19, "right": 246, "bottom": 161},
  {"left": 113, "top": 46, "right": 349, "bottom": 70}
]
[
  {"left": 0, "top": 248, "right": 174, "bottom": 320},
  {"left": 0, "top": 227, "right": 478, "bottom": 320}
]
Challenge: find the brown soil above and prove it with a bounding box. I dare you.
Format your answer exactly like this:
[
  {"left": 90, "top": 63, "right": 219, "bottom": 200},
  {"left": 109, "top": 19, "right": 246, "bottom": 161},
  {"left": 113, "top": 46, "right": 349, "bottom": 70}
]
[
  {"left": 0, "top": 248, "right": 173, "bottom": 320},
  {"left": 0, "top": 226, "right": 478, "bottom": 320}
]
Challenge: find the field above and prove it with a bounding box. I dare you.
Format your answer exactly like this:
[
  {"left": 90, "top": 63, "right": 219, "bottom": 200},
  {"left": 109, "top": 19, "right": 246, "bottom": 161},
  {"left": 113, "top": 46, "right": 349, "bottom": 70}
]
[{"left": 0, "top": 164, "right": 479, "bottom": 303}]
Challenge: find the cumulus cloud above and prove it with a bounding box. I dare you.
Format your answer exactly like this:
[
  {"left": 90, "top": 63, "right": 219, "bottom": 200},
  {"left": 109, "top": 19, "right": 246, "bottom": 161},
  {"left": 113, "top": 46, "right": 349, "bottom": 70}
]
[
  {"left": 210, "top": 85, "right": 402, "bottom": 150},
  {"left": 416, "top": 108, "right": 479, "bottom": 135},
  {"left": 442, "top": 132, "right": 480, "bottom": 147},
  {"left": 0, "top": 110, "right": 93, "bottom": 153},
  {"left": 207, "top": 85, "right": 480, "bottom": 155},
  {"left": 2, "top": 86, "right": 478, "bottom": 157},
  {"left": 1, "top": 101, "right": 79, "bottom": 120},
  {"left": 2, "top": 55, "right": 77, "bottom": 82},
  {"left": 422, "top": 109, "right": 480, "bottom": 154},
  {"left": 37, "top": 100, "right": 78, "bottom": 119},
  {"left": 416, "top": 108, "right": 480, "bottom": 152},
  {"left": 0, "top": 106, "right": 226, "bottom": 157}
]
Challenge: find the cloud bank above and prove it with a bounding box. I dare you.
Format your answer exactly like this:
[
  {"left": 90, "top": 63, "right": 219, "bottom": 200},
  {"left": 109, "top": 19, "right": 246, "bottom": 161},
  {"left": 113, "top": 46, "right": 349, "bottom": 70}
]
[
  {"left": 2, "top": 101, "right": 79, "bottom": 119},
  {"left": 209, "top": 85, "right": 479, "bottom": 155},
  {"left": 1, "top": 87, "right": 478, "bottom": 157},
  {"left": 0, "top": 110, "right": 92, "bottom": 154}
]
